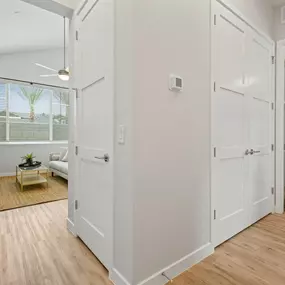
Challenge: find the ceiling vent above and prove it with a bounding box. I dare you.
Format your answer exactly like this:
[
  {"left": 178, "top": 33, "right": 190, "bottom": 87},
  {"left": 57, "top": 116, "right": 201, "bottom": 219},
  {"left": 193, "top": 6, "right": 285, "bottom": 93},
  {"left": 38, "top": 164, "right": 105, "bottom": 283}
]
[{"left": 281, "top": 6, "right": 285, "bottom": 24}]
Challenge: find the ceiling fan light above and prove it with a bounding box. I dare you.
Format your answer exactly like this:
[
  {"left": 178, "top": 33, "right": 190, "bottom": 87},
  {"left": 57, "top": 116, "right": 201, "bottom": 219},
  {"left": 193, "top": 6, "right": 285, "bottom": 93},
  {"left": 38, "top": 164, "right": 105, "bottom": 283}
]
[{"left": 58, "top": 69, "right": 69, "bottom": 81}]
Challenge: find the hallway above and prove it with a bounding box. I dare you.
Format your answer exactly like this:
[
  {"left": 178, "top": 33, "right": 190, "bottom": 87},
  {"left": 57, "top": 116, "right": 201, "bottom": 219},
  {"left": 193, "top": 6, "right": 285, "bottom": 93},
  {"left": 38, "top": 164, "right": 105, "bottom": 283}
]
[{"left": 2, "top": 200, "right": 285, "bottom": 285}]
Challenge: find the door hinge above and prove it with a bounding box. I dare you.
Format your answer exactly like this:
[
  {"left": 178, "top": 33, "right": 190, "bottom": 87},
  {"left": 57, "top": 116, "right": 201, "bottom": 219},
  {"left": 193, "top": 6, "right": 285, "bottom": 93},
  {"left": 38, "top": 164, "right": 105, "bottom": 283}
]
[
  {"left": 213, "top": 147, "right": 217, "bottom": 158},
  {"left": 271, "top": 144, "right": 274, "bottom": 152},
  {"left": 76, "top": 89, "right": 79, "bottom": 99},
  {"left": 214, "top": 14, "right": 217, "bottom": 25},
  {"left": 214, "top": 210, "right": 217, "bottom": 220},
  {"left": 272, "top": 56, "right": 275, "bottom": 65},
  {"left": 75, "top": 146, "right": 79, "bottom": 155},
  {"left": 271, "top": 187, "right": 275, "bottom": 195},
  {"left": 76, "top": 30, "right": 79, "bottom": 41},
  {"left": 213, "top": 82, "right": 216, "bottom": 92},
  {"left": 271, "top": 102, "right": 274, "bottom": 110},
  {"left": 75, "top": 200, "right": 79, "bottom": 210}
]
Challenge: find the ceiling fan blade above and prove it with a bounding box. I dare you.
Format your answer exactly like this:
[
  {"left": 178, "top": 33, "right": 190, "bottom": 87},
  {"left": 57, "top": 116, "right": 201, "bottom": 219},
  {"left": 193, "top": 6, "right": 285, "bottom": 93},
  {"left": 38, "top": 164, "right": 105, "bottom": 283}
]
[
  {"left": 40, "top": 74, "right": 58, "bottom": 77},
  {"left": 36, "top": 63, "right": 57, "bottom": 72}
]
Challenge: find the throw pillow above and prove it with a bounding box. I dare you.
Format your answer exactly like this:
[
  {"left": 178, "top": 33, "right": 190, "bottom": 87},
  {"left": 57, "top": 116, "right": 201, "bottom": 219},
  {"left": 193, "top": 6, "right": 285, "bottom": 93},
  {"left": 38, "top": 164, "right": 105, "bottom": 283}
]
[
  {"left": 59, "top": 148, "right": 68, "bottom": 161},
  {"left": 62, "top": 150, "right": 69, "bottom": 162}
]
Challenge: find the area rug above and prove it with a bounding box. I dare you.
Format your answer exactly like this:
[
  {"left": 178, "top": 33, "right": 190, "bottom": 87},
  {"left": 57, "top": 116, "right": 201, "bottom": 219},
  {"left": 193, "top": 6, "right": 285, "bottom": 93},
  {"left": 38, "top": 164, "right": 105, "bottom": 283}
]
[{"left": 0, "top": 176, "right": 68, "bottom": 211}]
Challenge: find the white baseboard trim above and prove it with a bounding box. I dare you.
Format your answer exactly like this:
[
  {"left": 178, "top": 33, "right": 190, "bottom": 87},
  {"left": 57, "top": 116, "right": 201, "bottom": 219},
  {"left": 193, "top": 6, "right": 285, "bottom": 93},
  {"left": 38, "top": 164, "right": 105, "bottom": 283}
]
[
  {"left": 0, "top": 172, "right": 16, "bottom": 177},
  {"left": 138, "top": 243, "right": 214, "bottom": 285},
  {"left": 110, "top": 268, "right": 131, "bottom": 285},
  {"left": 110, "top": 243, "right": 214, "bottom": 285},
  {"left": 67, "top": 218, "right": 77, "bottom": 237}
]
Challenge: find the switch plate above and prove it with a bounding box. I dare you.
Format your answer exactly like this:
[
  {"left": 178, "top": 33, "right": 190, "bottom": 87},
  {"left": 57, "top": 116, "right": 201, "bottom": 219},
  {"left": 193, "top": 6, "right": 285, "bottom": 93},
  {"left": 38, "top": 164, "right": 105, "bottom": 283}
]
[{"left": 118, "top": 125, "right": 125, "bottom": 144}]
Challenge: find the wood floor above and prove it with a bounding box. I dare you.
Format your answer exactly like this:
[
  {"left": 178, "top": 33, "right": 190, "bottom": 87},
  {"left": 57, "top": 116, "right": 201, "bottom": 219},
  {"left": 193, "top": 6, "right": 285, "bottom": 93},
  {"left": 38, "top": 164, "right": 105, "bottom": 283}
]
[
  {"left": 0, "top": 200, "right": 111, "bottom": 285},
  {"left": 174, "top": 214, "right": 285, "bottom": 285},
  {"left": 1, "top": 201, "right": 285, "bottom": 285},
  {"left": 0, "top": 176, "right": 68, "bottom": 211}
]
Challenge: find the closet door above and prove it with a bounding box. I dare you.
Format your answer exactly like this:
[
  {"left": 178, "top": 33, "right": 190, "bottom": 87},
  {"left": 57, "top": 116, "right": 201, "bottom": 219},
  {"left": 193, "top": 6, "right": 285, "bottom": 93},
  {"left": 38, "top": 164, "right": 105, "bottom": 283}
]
[
  {"left": 247, "top": 31, "right": 274, "bottom": 225},
  {"left": 212, "top": 2, "right": 249, "bottom": 246}
]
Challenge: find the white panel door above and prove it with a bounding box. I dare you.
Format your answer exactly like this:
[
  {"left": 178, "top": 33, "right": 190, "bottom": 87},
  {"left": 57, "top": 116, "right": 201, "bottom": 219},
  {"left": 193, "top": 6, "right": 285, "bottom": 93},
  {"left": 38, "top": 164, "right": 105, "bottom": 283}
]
[
  {"left": 76, "top": 0, "right": 114, "bottom": 269},
  {"left": 212, "top": 1, "right": 274, "bottom": 247},
  {"left": 212, "top": 3, "right": 249, "bottom": 246},
  {"left": 247, "top": 31, "right": 273, "bottom": 225}
]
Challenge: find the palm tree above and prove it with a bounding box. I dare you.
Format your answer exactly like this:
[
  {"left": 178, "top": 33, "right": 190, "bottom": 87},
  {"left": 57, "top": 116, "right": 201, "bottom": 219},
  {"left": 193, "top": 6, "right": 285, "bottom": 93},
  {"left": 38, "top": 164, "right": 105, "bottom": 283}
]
[
  {"left": 53, "top": 90, "right": 69, "bottom": 124},
  {"left": 18, "top": 87, "right": 44, "bottom": 121}
]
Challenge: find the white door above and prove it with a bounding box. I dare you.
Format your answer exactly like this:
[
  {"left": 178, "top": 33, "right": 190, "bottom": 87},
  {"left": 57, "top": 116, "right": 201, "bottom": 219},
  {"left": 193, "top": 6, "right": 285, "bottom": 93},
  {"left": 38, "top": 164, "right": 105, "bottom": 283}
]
[
  {"left": 76, "top": 0, "right": 114, "bottom": 269},
  {"left": 212, "top": 3, "right": 249, "bottom": 246},
  {"left": 212, "top": 1, "right": 274, "bottom": 246},
  {"left": 247, "top": 31, "right": 274, "bottom": 225}
]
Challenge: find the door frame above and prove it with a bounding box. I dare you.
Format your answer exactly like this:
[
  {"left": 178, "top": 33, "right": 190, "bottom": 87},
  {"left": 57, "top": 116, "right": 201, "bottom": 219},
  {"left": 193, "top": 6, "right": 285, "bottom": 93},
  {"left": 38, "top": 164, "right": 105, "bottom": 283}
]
[
  {"left": 210, "top": 0, "right": 276, "bottom": 245},
  {"left": 275, "top": 39, "right": 285, "bottom": 214}
]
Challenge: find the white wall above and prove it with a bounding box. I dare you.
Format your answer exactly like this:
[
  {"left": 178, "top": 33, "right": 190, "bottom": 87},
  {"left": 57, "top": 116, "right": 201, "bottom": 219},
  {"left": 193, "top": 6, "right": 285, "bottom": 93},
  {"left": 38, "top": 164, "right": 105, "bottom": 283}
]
[
  {"left": 222, "top": 0, "right": 274, "bottom": 37},
  {"left": 132, "top": 0, "right": 211, "bottom": 283},
  {"left": 113, "top": 0, "right": 134, "bottom": 282},
  {"left": 0, "top": 143, "right": 67, "bottom": 176},
  {"left": 0, "top": 48, "right": 68, "bottom": 88},
  {"left": 274, "top": 6, "right": 285, "bottom": 41}
]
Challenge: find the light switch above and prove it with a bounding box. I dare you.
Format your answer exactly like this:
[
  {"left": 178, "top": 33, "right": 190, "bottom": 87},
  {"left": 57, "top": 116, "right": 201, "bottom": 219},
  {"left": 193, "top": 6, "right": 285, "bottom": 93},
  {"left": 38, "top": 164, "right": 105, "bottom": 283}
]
[{"left": 118, "top": 125, "right": 125, "bottom": 144}]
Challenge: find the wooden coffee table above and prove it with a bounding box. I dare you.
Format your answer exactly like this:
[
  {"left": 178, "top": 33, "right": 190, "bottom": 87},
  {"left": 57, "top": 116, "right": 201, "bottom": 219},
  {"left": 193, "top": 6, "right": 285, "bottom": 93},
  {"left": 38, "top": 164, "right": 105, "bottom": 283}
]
[{"left": 16, "top": 165, "right": 49, "bottom": 191}]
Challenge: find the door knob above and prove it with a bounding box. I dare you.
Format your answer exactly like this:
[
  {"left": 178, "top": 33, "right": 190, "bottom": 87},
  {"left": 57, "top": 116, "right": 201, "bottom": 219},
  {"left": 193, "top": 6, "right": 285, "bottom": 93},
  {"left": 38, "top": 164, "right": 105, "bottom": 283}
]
[
  {"left": 94, "top": 154, "right": 110, "bottom": 162},
  {"left": 250, "top": 149, "right": 260, "bottom": 155}
]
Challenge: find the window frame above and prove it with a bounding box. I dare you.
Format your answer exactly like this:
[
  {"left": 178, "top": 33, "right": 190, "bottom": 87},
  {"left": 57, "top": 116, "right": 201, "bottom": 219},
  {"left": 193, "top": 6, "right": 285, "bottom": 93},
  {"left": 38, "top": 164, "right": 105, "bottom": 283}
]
[{"left": 0, "top": 78, "right": 70, "bottom": 144}]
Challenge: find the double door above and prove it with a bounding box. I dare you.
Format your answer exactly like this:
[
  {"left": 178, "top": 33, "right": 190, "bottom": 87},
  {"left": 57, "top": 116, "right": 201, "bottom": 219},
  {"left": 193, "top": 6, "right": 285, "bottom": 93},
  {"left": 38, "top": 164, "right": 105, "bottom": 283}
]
[{"left": 212, "top": 1, "right": 274, "bottom": 246}]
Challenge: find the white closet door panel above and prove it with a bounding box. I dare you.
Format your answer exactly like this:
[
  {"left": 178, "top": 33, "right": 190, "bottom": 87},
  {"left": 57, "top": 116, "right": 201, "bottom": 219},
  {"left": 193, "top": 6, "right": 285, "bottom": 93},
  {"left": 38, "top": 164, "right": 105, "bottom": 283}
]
[
  {"left": 215, "top": 6, "right": 246, "bottom": 95},
  {"left": 247, "top": 32, "right": 273, "bottom": 225},
  {"left": 212, "top": 2, "right": 248, "bottom": 246}
]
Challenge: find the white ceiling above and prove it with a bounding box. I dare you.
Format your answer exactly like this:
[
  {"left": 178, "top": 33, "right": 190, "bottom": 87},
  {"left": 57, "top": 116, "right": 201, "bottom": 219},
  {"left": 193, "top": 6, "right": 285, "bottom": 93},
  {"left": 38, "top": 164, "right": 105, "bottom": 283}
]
[
  {"left": 270, "top": 0, "right": 285, "bottom": 7},
  {"left": 0, "top": 0, "right": 67, "bottom": 54}
]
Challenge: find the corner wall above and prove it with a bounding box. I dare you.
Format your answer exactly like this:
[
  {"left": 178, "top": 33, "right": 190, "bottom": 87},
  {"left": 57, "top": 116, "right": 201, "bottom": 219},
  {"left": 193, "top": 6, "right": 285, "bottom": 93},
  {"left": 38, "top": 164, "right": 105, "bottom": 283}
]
[{"left": 132, "top": 0, "right": 212, "bottom": 283}]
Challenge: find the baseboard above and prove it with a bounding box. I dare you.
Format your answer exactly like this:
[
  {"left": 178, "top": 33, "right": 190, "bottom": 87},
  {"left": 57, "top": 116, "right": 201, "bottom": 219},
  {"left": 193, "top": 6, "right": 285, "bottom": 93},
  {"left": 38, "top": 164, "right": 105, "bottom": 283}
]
[
  {"left": 110, "top": 243, "right": 213, "bottom": 285},
  {"left": 110, "top": 269, "right": 131, "bottom": 285},
  {"left": 137, "top": 243, "right": 214, "bottom": 285},
  {"left": 0, "top": 172, "right": 16, "bottom": 177},
  {"left": 66, "top": 218, "right": 77, "bottom": 237}
]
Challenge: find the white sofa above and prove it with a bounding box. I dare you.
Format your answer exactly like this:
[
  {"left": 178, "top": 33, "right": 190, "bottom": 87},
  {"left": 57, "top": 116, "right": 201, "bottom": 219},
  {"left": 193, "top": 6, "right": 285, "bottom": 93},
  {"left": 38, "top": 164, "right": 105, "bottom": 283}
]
[{"left": 49, "top": 152, "right": 68, "bottom": 180}]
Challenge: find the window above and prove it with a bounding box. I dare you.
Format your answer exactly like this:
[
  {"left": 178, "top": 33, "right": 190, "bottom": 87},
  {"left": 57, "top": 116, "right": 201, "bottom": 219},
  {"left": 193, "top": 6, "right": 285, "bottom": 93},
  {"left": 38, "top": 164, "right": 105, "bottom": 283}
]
[{"left": 0, "top": 80, "right": 70, "bottom": 142}]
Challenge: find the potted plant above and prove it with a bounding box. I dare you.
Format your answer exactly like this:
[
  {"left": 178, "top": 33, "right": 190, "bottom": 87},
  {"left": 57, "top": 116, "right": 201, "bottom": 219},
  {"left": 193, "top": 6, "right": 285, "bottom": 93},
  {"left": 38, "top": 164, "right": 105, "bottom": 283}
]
[{"left": 21, "top": 153, "right": 36, "bottom": 166}]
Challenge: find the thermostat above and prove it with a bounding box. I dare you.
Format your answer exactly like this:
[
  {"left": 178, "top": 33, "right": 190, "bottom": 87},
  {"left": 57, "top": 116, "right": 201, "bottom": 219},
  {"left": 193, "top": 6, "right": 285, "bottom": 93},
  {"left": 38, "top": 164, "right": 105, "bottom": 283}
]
[{"left": 169, "top": 74, "right": 183, "bottom": 91}]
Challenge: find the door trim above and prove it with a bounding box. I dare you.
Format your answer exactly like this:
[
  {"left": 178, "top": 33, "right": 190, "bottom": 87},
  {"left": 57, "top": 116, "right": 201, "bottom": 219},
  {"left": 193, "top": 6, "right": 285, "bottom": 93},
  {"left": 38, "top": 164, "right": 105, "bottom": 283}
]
[
  {"left": 275, "top": 40, "right": 285, "bottom": 214},
  {"left": 210, "top": 0, "right": 276, "bottom": 246}
]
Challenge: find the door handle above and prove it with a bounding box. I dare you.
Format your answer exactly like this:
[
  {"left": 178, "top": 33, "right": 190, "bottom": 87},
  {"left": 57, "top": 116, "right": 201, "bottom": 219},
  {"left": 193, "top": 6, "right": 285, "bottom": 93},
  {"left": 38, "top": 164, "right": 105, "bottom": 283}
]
[
  {"left": 245, "top": 149, "right": 250, "bottom": 156},
  {"left": 250, "top": 149, "right": 260, "bottom": 155},
  {"left": 94, "top": 154, "right": 110, "bottom": 162}
]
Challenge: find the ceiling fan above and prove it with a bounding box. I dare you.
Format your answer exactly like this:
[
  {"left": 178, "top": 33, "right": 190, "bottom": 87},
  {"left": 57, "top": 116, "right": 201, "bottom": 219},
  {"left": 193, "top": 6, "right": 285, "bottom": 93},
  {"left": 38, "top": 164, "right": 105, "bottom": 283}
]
[{"left": 36, "top": 17, "right": 69, "bottom": 81}]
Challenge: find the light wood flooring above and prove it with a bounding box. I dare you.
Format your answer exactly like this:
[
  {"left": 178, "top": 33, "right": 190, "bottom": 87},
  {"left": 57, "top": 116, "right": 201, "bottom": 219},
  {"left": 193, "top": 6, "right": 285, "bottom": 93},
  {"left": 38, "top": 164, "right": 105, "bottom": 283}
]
[
  {"left": 1, "top": 200, "right": 285, "bottom": 285},
  {"left": 173, "top": 214, "right": 285, "bottom": 285},
  {"left": 0, "top": 200, "right": 111, "bottom": 285}
]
